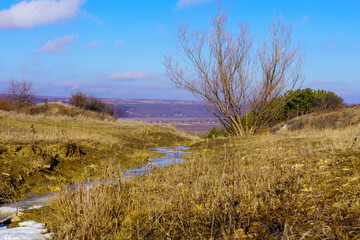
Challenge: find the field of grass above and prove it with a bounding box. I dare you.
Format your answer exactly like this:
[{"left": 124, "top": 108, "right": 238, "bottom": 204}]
[
  {"left": 271, "top": 106, "right": 360, "bottom": 133},
  {"left": 15, "top": 108, "right": 358, "bottom": 239},
  {"left": 2, "top": 106, "right": 360, "bottom": 239},
  {"left": 0, "top": 103, "right": 191, "bottom": 203}
]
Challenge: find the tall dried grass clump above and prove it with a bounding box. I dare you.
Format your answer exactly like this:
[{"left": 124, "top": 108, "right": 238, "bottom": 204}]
[
  {"left": 46, "top": 124, "right": 360, "bottom": 239},
  {"left": 48, "top": 180, "right": 136, "bottom": 239}
]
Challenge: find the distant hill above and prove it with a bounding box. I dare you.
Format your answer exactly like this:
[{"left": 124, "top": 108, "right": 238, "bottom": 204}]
[{"left": 35, "top": 96, "right": 216, "bottom": 123}]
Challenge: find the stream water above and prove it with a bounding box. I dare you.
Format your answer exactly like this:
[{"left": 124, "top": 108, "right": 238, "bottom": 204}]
[{"left": 0, "top": 146, "right": 191, "bottom": 239}]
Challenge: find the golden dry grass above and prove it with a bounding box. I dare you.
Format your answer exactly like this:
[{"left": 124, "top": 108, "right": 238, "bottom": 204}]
[
  {"left": 40, "top": 121, "right": 360, "bottom": 239},
  {"left": 271, "top": 106, "right": 360, "bottom": 133},
  {"left": 0, "top": 105, "right": 192, "bottom": 202}
]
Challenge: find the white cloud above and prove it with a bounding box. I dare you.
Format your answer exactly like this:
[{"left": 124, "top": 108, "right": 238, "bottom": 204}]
[
  {"left": 84, "top": 41, "right": 103, "bottom": 48},
  {"left": 109, "top": 71, "right": 152, "bottom": 81},
  {"left": 0, "top": 0, "right": 85, "bottom": 29},
  {"left": 34, "top": 35, "right": 75, "bottom": 53},
  {"left": 53, "top": 80, "right": 95, "bottom": 90},
  {"left": 176, "top": 0, "right": 212, "bottom": 8}
]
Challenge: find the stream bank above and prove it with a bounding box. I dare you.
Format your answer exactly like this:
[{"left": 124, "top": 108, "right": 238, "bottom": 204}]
[{"left": 0, "top": 146, "right": 192, "bottom": 239}]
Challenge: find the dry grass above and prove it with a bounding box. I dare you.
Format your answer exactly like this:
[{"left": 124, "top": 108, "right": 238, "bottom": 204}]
[
  {"left": 41, "top": 123, "right": 360, "bottom": 239},
  {"left": 0, "top": 105, "right": 192, "bottom": 202},
  {"left": 271, "top": 106, "right": 360, "bottom": 133},
  {"left": 25, "top": 102, "right": 115, "bottom": 121},
  {"left": 0, "top": 105, "right": 192, "bottom": 146},
  {"left": 48, "top": 180, "right": 135, "bottom": 239}
]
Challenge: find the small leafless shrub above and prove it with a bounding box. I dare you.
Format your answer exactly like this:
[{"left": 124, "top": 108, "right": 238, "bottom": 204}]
[{"left": 5, "top": 79, "right": 35, "bottom": 110}]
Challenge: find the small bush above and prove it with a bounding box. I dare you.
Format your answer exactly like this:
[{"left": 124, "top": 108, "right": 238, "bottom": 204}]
[
  {"left": 0, "top": 97, "right": 13, "bottom": 111},
  {"left": 69, "top": 92, "right": 87, "bottom": 108},
  {"left": 204, "top": 127, "right": 229, "bottom": 138},
  {"left": 84, "top": 96, "right": 114, "bottom": 115},
  {"left": 69, "top": 92, "right": 114, "bottom": 116}
]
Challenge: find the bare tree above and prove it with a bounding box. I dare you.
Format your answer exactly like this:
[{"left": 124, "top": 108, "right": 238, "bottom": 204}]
[
  {"left": 6, "top": 79, "right": 35, "bottom": 110},
  {"left": 163, "top": 9, "right": 302, "bottom": 136}
]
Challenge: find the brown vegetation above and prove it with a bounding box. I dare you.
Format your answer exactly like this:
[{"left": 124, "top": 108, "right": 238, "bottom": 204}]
[
  {"left": 70, "top": 91, "right": 117, "bottom": 116},
  {"left": 0, "top": 79, "right": 35, "bottom": 111},
  {"left": 0, "top": 106, "right": 190, "bottom": 203},
  {"left": 34, "top": 109, "right": 360, "bottom": 239},
  {"left": 26, "top": 102, "right": 115, "bottom": 121}
]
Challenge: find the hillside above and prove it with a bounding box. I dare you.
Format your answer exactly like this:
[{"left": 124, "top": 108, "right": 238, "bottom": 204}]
[
  {"left": 2, "top": 107, "right": 360, "bottom": 239},
  {"left": 36, "top": 97, "right": 216, "bottom": 121},
  {"left": 0, "top": 104, "right": 191, "bottom": 203},
  {"left": 271, "top": 106, "right": 360, "bottom": 133},
  {"left": 14, "top": 107, "right": 359, "bottom": 239},
  {"left": 35, "top": 97, "right": 222, "bottom": 134}
]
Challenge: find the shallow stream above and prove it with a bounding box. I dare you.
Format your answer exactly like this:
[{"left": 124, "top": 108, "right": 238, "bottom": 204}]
[{"left": 0, "top": 146, "right": 191, "bottom": 239}]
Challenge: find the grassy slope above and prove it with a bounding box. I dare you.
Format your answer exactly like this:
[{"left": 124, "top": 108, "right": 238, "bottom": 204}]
[
  {"left": 34, "top": 107, "right": 360, "bottom": 239},
  {"left": 271, "top": 106, "right": 360, "bottom": 133},
  {"left": 0, "top": 104, "right": 190, "bottom": 202}
]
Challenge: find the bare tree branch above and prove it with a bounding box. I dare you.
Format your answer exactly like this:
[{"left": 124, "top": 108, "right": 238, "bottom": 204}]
[{"left": 163, "top": 10, "right": 302, "bottom": 136}]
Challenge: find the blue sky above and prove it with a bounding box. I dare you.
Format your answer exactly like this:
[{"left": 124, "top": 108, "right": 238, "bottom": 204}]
[{"left": 0, "top": 0, "right": 359, "bottom": 102}]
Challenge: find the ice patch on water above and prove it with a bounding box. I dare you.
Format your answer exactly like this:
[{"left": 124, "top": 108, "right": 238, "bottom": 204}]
[
  {"left": 0, "top": 204, "right": 47, "bottom": 224},
  {"left": 0, "top": 221, "right": 52, "bottom": 240},
  {"left": 0, "top": 207, "right": 21, "bottom": 224},
  {"left": 124, "top": 146, "right": 191, "bottom": 177},
  {"left": 29, "top": 205, "right": 44, "bottom": 210},
  {"left": 0, "top": 207, "right": 20, "bottom": 215}
]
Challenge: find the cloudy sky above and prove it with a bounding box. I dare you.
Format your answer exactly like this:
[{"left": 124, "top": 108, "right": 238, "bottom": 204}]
[{"left": 0, "top": 0, "right": 359, "bottom": 102}]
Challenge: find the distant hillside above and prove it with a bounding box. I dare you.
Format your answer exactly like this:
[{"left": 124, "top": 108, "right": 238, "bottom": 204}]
[{"left": 35, "top": 97, "right": 216, "bottom": 122}]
